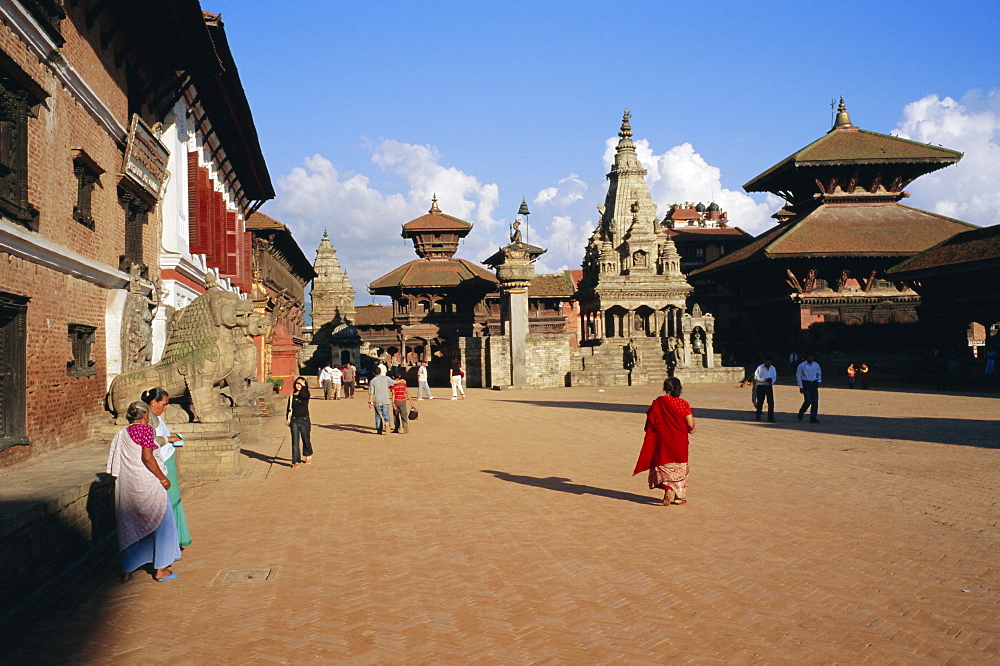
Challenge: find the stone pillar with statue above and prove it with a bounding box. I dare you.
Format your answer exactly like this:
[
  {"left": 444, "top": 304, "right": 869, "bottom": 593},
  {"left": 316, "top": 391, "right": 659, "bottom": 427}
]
[{"left": 483, "top": 223, "right": 546, "bottom": 387}]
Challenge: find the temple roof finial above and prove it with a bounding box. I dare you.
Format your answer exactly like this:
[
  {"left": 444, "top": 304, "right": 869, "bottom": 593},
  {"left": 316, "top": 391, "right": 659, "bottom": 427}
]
[
  {"left": 429, "top": 194, "right": 440, "bottom": 213},
  {"left": 322, "top": 228, "right": 329, "bottom": 239},
  {"left": 833, "top": 96, "right": 855, "bottom": 130},
  {"left": 619, "top": 109, "right": 633, "bottom": 140}
]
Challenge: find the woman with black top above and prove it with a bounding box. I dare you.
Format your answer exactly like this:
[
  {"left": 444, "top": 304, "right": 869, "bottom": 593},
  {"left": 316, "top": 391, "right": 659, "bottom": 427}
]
[{"left": 285, "top": 376, "right": 312, "bottom": 467}]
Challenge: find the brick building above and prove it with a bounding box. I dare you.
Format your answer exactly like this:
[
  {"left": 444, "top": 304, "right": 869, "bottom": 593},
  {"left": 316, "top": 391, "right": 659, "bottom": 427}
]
[{"left": 0, "top": 2, "right": 275, "bottom": 467}]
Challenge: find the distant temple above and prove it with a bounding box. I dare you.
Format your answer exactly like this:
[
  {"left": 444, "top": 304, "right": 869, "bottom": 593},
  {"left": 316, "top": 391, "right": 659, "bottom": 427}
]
[
  {"left": 693, "top": 99, "right": 976, "bottom": 354},
  {"left": 301, "top": 230, "right": 361, "bottom": 371}
]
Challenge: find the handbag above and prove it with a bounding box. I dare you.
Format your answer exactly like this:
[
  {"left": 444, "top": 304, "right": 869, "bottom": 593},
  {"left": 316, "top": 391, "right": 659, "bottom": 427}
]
[{"left": 408, "top": 406, "right": 419, "bottom": 421}]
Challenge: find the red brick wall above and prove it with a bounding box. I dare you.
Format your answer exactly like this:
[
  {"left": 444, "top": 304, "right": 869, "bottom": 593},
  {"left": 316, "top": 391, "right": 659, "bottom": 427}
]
[{"left": 0, "top": 6, "right": 133, "bottom": 467}]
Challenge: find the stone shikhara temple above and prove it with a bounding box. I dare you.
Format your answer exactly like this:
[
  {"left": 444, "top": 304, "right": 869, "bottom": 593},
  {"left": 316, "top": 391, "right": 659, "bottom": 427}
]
[{"left": 572, "top": 111, "right": 742, "bottom": 385}]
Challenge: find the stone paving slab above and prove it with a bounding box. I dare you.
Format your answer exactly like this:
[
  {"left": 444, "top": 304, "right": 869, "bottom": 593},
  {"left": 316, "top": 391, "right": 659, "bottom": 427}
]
[{"left": 2, "top": 384, "right": 999, "bottom": 664}]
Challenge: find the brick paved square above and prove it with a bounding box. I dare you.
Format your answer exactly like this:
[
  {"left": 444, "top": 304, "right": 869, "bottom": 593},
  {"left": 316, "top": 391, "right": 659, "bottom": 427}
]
[{"left": 4, "top": 384, "right": 999, "bottom": 663}]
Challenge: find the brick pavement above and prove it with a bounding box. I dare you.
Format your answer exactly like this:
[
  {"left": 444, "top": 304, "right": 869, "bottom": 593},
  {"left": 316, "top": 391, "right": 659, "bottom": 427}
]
[{"left": 3, "top": 384, "right": 999, "bottom": 664}]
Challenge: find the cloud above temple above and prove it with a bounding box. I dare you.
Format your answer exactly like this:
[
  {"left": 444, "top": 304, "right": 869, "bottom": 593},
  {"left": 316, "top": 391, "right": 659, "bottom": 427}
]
[
  {"left": 270, "top": 89, "right": 999, "bottom": 303},
  {"left": 893, "top": 89, "right": 1000, "bottom": 227}
]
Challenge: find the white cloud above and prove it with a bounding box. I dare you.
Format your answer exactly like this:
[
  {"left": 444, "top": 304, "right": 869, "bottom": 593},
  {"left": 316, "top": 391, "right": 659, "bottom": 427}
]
[
  {"left": 893, "top": 90, "right": 1000, "bottom": 227},
  {"left": 272, "top": 142, "right": 505, "bottom": 301}
]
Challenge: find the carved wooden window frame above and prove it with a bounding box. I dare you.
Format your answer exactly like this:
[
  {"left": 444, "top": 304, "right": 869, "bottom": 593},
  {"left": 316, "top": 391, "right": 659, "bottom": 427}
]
[
  {"left": 0, "top": 70, "right": 42, "bottom": 231},
  {"left": 117, "top": 186, "right": 150, "bottom": 276},
  {"left": 0, "top": 291, "right": 29, "bottom": 450},
  {"left": 71, "top": 148, "right": 103, "bottom": 230},
  {"left": 66, "top": 323, "right": 97, "bottom": 377}
]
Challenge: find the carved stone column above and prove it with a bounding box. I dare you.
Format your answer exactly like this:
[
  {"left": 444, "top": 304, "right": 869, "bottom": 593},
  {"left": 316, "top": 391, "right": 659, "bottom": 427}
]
[
  {"left": 487, "top": 244, "right": 544, "bottom": 387},
  {"left": 704, "top": 314, "right": 716, "bottom": 368}
]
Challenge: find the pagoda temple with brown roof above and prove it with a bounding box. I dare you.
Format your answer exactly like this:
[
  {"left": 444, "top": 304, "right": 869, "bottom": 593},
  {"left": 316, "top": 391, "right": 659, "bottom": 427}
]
[
  {"left": 368, "top": 196, "right": 498, "bottom": 364},
  {"left": 693, "top": 99, "right": 977, "bottom": 353}
]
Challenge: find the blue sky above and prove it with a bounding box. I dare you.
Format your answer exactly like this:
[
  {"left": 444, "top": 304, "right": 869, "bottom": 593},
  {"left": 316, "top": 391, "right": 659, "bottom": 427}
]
[{"left": 207, "top": 0, "right": 1000, "bottom": 302}]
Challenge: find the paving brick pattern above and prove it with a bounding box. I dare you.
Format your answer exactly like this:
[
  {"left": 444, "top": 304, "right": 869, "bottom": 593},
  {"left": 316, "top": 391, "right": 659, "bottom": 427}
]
[{"left": 4, "top": 385, "right": 999, "bottom": 663}]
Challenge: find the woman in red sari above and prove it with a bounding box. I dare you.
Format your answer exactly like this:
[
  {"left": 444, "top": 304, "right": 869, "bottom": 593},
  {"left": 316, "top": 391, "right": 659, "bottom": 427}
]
[{"left": 634, "top": 377, "right": 696, "bottom": 506}]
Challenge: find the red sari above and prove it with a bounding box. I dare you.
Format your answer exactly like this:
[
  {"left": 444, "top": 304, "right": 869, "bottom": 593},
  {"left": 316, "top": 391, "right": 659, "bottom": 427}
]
[{"left": 633, "top": 395, "right": 692, "bottom": 497}]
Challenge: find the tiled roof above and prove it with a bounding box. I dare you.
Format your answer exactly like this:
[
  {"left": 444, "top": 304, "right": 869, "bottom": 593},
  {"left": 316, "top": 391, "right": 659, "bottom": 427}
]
[
  {"left": 568, "top": 269, "right": 583, "bottom": 287},
  {"left": 529, "top": 272, "right": 576, "bottom": 297},
  {"left": 403, "top": 211, "right": 473, "bottom": 232},
  {"left": 667, "top": 227, "right": 753, "bottom": 242},
  {"left": 246, "top": 211, "right": 285, "bottom": 231},
  {"left": 745, "top": 128, "right": 962, "bottom": 192},
  {"left": 369, "top": 258, "right": 498, "bottom": 291},
  {"left": 353, "top": 304, "right": 393, "bottom": 326},
  {"left": 692, "top": 204, "right": 976, "bottom": 276},
  {"left": 887, "top": 224, "right": 1000, "bottom": 278},
  {"left": 667, "top": 209, "right": 701, "bottom": 220}
]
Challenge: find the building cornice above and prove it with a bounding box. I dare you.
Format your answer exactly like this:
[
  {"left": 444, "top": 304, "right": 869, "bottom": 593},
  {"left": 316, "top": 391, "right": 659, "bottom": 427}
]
[
  {"left": 0, "top": 0, "right": 127, "bottom": 145},
  {"left": 0, "top": 218, "right": 128, "bottom": 289}
]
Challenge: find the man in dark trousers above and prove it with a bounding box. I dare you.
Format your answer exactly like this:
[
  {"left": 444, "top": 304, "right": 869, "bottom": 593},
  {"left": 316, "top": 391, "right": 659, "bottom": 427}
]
[
  {"left": 753, "top": 358, "right": 777, "bottom": 422},
  {"left": 796, "top": 353, "right": 822, "bottom": 423}
]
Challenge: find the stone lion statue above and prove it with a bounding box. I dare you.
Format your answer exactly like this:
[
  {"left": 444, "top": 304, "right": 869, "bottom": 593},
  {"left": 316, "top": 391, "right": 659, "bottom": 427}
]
[{"left": 107, "top": 275, "right": 273, "bottom": 423}]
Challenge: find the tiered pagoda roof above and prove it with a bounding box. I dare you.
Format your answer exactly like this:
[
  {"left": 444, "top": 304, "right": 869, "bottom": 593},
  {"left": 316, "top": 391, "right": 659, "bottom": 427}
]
[{"left": 694, "top": 100, "right": 974, "bottom": 277}]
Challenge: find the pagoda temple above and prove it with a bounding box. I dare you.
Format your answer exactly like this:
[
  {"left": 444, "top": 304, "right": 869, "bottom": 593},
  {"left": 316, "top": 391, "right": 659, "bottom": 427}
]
[
  {"left": 693, "top": 99, "right": 977, "bottom": 353},
  {"left": 368, "top": 196, "right": 498, "bottom": 367}
]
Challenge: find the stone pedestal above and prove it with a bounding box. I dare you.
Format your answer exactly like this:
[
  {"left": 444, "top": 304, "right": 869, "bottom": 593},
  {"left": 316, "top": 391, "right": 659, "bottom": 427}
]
[{"left": 485, "top": 242, "right": 545, "bottom": 388}]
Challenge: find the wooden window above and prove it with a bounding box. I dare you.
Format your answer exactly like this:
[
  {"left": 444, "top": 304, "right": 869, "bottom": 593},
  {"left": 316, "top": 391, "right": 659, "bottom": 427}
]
[
  {"left": 66, "top": 323, "right": 97, "bottom": 377},
  {"left": 0, "top": 72, "right": 40, "bottom": 230},
  {"left": 0, "top": 292, "right": 28, "bottom": 450},
  {"left": 118, "top": 186, "right": 149, "bottom": 276},
  {"left": 71, "top": 149, "right": 103, "bottom": 229}
]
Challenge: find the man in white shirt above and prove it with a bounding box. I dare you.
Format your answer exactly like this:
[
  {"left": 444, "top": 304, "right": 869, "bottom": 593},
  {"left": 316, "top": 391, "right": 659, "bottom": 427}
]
[
  {"left": 795, "top": 353, "right": 822, "bottom": 423},
  {"left": 330, "top": 365, "right": 343, "bottom": 400},
  {"left": 319, "top": 364, "right": 334, "bottom": 400},
  {"left": 416, "top": 361, "right": 434, "bottom": 400},
  {"left": 753, "top": 358, "right": 777, "bottom": 422}
]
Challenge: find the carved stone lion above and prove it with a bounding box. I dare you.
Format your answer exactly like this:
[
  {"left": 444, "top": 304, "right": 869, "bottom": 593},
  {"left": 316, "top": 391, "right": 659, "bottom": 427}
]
[{"left": 107, "top": 276, "right": 273, "bottom": 423}]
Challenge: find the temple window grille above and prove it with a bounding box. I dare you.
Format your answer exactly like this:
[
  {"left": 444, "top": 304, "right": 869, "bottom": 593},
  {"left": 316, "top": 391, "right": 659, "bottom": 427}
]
[
  {"left": 0, "top": 73, "right": 40, "bottom": 231},
  {"left": 0, "top": 292, "right": 29, "bottom": 450},
  {"left": 118, "top": 187, "right": 150, "bottom": 276},
  {"left": 72, "top": 150, "right": 103, "bottom": 229},
  {"left": 67, "top": 323, "right": 97, "bottom": 377}
]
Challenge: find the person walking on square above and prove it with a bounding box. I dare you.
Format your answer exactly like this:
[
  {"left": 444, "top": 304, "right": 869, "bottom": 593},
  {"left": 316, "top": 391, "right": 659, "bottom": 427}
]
[
  {"left": 141, "top": 388, "right": 192, "bottom": 548},
  {"left": 319, "top": 363, "right": 334, "bottom": 400},
  {"left": 796, "top": 353, "right": 822, "bottom": 423},
  {"left": 859, "top": 362, "right": 870, "bottom": 389},
  {"left": 753, "top": 358, "right": 777, "bottom": 422},
  {"left": 341, "top": 362, "right": 356, "bottom": 398},
  {"left": 417, "top": 360, "right": 434, "bottom": 400},
  {"left": 106, "top": 401, "right": 181, "bottom": 583},
  {"left": 285, "top": 376, "right": 312, "bottom": 467},
  {"left": 846, "top": 363, "right": 856, "bottom": 389},
  {"left": 330, "top": 364, "right": 343, "bottom": 400},
  {"left": 634, "top": 377, "right": 695, "bottom": 506},
  {"left": 391, "top": 371, "right": 413, "bottom": 434},
  {"left": 450, "top": 361, "right": 465, "bottom": 399},
  {"left": 368, "top": 366, "right": 393, "bottom": 435}
]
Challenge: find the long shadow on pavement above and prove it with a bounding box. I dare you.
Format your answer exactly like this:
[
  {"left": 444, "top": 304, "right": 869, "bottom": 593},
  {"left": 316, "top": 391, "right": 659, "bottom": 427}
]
[
  {"left": 482, "top": 470, "right": 659, "bottom": 505},
  {"left": 514, "top": 400, "right": 1000, "bottom": 449},
  {"left": 315, "top": 423, "right": 374, "bottom": 434}
]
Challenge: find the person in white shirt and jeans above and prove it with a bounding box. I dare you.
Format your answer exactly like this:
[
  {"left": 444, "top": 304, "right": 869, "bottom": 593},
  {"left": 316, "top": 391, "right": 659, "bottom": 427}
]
[
  {"left": 416, "top": 361, "right": 434, "bottom": 400},
  {"left": 795, "top": 353, "right": 822, "bottom": 423},
  {"left": 753, "top": 358, "right": 777, "bottom": 422}
]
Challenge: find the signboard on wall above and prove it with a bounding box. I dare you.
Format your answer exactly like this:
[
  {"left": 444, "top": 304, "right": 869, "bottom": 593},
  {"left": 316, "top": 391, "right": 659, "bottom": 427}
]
[{"left": 121, "top": 115, "right": 169, "bottom": 201}]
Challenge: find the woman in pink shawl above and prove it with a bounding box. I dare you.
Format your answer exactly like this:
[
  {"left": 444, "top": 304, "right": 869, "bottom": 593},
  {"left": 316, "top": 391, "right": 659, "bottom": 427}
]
[
  {"left": 106, "top": 401, "right": 181, "bottom": 583},
  {"left": 634, "top": 377, "right": 696, "bottom": 506}
]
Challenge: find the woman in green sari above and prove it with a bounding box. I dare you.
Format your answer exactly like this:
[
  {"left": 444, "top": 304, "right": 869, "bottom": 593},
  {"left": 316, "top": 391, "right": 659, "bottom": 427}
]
[{"left": 142, "top": 387, "right": 192, "bottom": 548}]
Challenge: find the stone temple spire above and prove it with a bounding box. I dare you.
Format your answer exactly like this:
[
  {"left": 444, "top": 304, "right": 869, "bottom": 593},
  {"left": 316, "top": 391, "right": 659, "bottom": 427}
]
[
  {"left": 311, "top": 230, "right": 355, "bottom": 326},
  {"left": 600, "top": 110, "right": 660, "bottom": 265}
]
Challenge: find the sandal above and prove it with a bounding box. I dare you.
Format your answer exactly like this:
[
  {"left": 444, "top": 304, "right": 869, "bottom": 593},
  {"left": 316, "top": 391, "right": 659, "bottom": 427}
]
[
  {"left": 662, "top": 488, "right": 676, "bottom": 506},
  {"left": 672, "top": 499, "right": 687, "bottom": 505},
  {"left": 119, "top": 573, "right": 134, "bottom": 585}
]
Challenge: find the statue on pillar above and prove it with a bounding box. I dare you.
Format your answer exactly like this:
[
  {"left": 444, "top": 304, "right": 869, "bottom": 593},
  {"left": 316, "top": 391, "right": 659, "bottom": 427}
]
[{"left": 510, "top": 219, "right": 523, "bottom": 245}]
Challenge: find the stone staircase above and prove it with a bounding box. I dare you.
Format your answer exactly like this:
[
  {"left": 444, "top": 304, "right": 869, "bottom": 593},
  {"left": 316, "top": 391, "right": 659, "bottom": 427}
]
[{"left": 570, "top": 336, "right": 746, "bottom": 386}]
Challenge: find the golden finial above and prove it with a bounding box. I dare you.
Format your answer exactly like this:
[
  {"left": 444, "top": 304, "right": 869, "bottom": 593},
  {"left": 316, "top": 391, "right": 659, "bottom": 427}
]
[
  {"left": 429, "top": 194, "right": 441, "bottom": 213},
  {"left": 833, "top": 96, "right": 855, "bottom": 129}
]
